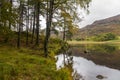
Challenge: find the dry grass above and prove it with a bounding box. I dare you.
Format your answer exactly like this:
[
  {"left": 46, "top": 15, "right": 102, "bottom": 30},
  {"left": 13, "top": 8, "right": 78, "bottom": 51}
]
[{"left": 67, "top": 40, "right": 120, "bottom": 45}]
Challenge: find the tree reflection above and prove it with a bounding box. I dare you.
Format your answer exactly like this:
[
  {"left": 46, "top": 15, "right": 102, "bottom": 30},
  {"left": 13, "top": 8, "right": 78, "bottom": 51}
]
[{"left": 88, "top": 44, "right": 117, "bottom": 54}]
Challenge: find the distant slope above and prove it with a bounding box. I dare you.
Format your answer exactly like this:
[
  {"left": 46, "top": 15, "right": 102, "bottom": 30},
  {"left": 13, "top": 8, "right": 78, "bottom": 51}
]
[{"left": 75, "top": 14, "right": 120, "bottom": 39}]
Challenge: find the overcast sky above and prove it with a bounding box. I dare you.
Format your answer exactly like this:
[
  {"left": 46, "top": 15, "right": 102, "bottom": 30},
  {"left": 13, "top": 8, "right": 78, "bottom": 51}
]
[
  {"left": 80, "top": 0, "right": 120, "bottom": 28},
  {"left": 41, "top": 0, "right": 120, "bottom": 29}
]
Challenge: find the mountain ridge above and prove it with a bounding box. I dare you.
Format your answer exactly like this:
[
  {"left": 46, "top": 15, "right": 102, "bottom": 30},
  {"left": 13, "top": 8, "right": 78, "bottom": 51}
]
[{"left": 75, "top": 14, "right": 120, "bottom": 39}]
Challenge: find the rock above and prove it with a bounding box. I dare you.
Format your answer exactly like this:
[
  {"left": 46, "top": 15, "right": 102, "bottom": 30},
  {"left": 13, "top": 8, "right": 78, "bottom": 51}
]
[
  {"left": 96, "top": 75, "right": 104, "bottom": 79},
  {"left": 84, "top": 50, "right": 89, "bottom": 54},
  {"left": 73, "top": 72, "right": 83, "bottom": 80}
]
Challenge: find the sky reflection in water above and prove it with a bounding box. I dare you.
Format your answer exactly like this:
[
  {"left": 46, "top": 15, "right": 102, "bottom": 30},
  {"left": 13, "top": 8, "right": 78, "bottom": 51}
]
[{"left": 56, "top": 54, "right": 120, "bottom": 80}]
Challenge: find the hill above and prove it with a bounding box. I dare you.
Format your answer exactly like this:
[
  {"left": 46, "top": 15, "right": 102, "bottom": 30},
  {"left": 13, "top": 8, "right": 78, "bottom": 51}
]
[{"left": 75, "top": 14, "right": 120, "bottom": 39}]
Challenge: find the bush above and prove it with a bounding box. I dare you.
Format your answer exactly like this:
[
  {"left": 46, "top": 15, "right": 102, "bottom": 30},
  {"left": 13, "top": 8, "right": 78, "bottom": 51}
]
[
  {"left": 92, "top": 33, "right": 117, "bottom": 41},
  {"left": 75, "top": 38, "right": 85, "bottom": 41},
  {"left": 0, "top": 27, "right": 14, "bottom": 43}
]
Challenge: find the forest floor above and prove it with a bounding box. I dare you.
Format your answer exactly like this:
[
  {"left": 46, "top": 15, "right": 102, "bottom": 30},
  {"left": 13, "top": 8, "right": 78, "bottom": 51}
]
[{"left": 0, "top": 32, "right": 72, "bottom": 80}]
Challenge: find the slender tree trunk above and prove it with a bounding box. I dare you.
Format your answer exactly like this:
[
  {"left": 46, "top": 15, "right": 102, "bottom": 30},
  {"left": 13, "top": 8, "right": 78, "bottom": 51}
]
[
  {"left": 63, "top": 26, "right": 66, "bottom": 41},
  {"left": 0, "top": 1, "right": 1, "bottom": 26},
  {"left": 31, "top": 6, "right": 36, "bottom": 44},
  {"left": 0, "top": 1, "right": 1, "bottom": 21},
  {"left": 26, "top": 18, "right": 29, "bottom": 46},
  {"left": 44, "top": 0, "right": 54, "bottom": 57},
  {"left": 17, "top": 23, "right": 21, "bottom": 48},
  {"left": 26, "top": 0, "right": 29, "bottom": 46},
  {"left": 30, "top": 16, "right": 33, "bottom": 32},
  {"left": 44, "top": 0, "right": 49, "bottom": 57},
  {"left": 63, "top": 18, "right": 66, "bottom": 41},
  {"left": 9, "top": 0, "right": 12, "bottom": 29},
  {"left": 17, "top": 2, "right": 23, "bottom": 48},
  {"left": 35, "top": 2, "right": 40, "bottom": 45}
]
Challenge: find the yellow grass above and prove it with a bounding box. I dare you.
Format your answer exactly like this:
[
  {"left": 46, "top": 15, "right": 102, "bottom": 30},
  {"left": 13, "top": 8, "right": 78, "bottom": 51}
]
[{"left": 67, "top": 40, "right": 120, "bottom": 45}]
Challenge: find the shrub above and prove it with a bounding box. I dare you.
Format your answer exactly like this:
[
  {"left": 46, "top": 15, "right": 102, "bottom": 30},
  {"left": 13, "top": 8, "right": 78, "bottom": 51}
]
[{"left": 92, "top": 33, "right": 117, "bottom": 41}]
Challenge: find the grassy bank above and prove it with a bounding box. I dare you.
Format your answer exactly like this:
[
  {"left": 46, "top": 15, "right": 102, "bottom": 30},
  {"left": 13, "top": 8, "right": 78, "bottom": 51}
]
[
  {"left": 0, "top": 31, "right": 72, "bottom": 80},
  {"left": 0, "top": 43, "right": 72, "bottom": 80}
]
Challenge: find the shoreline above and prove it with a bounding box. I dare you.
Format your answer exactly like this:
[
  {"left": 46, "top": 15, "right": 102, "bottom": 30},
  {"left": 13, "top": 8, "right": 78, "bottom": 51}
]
[{"left": 67, "top": 40, "right": 120, "bottom": 45}]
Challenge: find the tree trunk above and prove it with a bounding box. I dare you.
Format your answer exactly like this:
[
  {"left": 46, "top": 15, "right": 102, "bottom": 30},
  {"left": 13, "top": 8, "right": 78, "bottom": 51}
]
[
  {"left": 63, "top": 26, "right": 66, "bottom": 41},
  {"left": 63, "top": 18, "right": 66, "bottom": 41},
  {"left": 17, "top": 2, "right": 23, "bottom": 48},
  {"left": 29, "top": 16, "right": 33, "bottom": 32},
  {"left": 31, "top": 6, "right": 36, "bottom": 44},
  {"left": 35, "top": 2, "right": 40, "bottom": 45},
  {"left": 26, "top": 0, "right": 29, "bottom": 46},
  {"left": 0, "top": 1, "right": 1, "bottom": 22},
  {"left": 44, "top": 0, "right": 54, "bottom": 57},
  {"left": 9, "top": 0, "right": 12, "bottom": 29}
]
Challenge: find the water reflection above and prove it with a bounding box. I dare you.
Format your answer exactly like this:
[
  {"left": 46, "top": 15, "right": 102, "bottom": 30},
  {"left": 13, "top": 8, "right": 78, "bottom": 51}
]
[
  {"left": 56, "top": 54, "right": 120, "bottom": 80},
  {"left": 56, "top": 44, "right": 120, "bottom": 80},
  {"left": 72, "top": 44, "right": 118, "bottom": 54},
  {"left": 56, "top": 54, "right": 73, "bottom": 70},
  {"left": 71, "top": 44, "right": 120, "bottom": 70}
]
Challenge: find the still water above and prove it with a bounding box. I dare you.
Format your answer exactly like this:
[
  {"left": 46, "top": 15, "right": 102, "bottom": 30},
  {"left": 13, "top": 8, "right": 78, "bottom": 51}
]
[{"left": 56, "top": 44, "right": 120, "bottom": 80}]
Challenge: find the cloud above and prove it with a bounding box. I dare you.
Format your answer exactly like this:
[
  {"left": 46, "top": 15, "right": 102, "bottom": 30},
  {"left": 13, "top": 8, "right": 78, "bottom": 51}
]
[{"left": 80, "top": 0, "right": 120, "bottom": 28}]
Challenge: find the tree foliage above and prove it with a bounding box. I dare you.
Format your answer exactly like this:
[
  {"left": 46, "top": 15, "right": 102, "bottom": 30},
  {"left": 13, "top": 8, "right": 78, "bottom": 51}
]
[{"left": 0, "top": 0, "right": 92, "bottom": 57}]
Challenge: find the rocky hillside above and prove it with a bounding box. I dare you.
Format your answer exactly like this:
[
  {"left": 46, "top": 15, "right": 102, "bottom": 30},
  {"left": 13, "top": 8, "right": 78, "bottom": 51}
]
[{"left": 75, "top": 14, "right": 120, "bottom": 38}]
